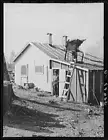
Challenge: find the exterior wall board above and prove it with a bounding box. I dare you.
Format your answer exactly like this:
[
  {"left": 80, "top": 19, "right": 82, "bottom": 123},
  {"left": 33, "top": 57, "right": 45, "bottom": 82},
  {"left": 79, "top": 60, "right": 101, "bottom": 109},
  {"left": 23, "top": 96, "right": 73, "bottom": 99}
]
[
  {"left": 95, "top": 71, "right": 101, "bottom": 104},
  {"left": 88, "top": 71, "right": 93, "bottom": 103},
  {"left": 100, "top": 71, "right": 104, "bottom": 102},
  {"left": 15, "top": 44, "right": 51, "bottom": 92},
  {"left": 77, "top": 69, "right": 86, "bottom": 102},
  {"left": 70, "top": 68, "right": 88, "bottom": 103},
  {"left": 51, "top": 61, "right": 61, "bottom": 69},
  {"left": 88, "top": 70, "right": 103, "bottom": 105},
  {"left": 61, "top": 64, "right": 69, "bottom": 70},
  {"left": 51, "top": 60, "right": 69, "bottom": 70},
  {"left": 14, "top": 43, "right": 103, "bottom": 103},
  {"left": 70, "top": 69, "right": 76, "bottom": 101},
  {"left": 85, "top": 71, "right": 89, "bottom": 102}
]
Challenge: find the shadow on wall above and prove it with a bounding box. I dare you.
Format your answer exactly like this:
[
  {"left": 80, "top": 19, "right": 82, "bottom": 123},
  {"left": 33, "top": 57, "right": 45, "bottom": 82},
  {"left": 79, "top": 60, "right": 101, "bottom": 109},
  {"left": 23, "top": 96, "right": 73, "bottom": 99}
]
[{"left": 3, "top": 104, "right": 65, "bottom": 134}]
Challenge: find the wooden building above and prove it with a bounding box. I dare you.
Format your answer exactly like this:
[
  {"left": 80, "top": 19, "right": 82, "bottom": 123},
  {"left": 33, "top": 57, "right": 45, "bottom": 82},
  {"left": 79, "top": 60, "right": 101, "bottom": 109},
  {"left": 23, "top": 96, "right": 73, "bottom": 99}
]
[{"left": 13, "top": 42, "right": 103, "bottom": 105}]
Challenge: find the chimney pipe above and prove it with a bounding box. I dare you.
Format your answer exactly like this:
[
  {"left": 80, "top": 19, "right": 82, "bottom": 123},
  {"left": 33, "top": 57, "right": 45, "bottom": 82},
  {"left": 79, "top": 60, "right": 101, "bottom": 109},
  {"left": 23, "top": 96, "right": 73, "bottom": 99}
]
[
  {"left": 47, "top": 33, "right": 52, "bottom": 46},
  {"left": 63, "top": 35, "right": 68, "bottom": 47}
]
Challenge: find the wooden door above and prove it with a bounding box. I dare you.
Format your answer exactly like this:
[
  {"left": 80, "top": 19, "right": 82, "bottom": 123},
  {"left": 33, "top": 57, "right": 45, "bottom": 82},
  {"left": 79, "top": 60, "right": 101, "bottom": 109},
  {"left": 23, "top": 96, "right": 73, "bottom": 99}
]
[
  {"left": 21, "top": 64, "right": 28, "bottom": 86},
  {"left": 59, "top": 69, "right": 66, "bottom": 97}
]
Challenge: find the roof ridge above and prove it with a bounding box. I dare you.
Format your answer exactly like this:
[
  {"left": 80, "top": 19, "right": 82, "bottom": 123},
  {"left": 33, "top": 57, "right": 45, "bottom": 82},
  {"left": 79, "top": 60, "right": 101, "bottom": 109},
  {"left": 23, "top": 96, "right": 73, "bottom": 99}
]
[
  {"left": 33, "top": 41, "right": 103, "bottom": 63},
  {"left": 14, "top": 41, "right": 103, "bottom": 70}
]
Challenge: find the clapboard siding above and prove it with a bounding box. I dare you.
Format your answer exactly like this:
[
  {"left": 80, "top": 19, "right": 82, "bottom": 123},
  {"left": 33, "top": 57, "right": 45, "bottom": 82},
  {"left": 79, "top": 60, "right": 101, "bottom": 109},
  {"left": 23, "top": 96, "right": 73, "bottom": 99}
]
[{"left": 15, "top": 44, "right": 52, "bottom": 92}]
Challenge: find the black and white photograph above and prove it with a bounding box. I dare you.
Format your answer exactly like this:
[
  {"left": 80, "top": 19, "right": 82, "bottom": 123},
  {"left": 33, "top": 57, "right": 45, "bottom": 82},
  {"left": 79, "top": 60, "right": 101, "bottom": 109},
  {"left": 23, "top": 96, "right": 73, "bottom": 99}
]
[{"left": 3, "top": 3, "right": 104, "bottom": 137}]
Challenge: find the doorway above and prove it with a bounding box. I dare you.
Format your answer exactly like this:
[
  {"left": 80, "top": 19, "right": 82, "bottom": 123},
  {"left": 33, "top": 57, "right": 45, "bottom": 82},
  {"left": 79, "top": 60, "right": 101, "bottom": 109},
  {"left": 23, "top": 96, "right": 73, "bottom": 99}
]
[
  {"left": 52, "top": 69, "right": 59, "bottom": 97},
  {"left": 21, "top": 64, "right": 29, "bottom": 86}
]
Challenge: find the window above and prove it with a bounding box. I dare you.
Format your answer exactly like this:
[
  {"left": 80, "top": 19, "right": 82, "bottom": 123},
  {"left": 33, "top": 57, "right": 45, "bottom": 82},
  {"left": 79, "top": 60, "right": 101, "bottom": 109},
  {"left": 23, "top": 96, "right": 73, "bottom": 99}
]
[
  {"left": 21, "top": 65, "right": 27, "bottom": 75},
  {"left": 35, "top": 65, "right": 44, "bottom": 74}
]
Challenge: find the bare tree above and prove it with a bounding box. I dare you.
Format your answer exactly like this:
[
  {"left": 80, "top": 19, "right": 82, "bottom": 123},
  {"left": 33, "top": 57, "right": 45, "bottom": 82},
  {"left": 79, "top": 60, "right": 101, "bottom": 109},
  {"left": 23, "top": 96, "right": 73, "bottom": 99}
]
[
  {"left": 7, "top": 51, "right": 16, "bottom": 71},
  {"left": 9, "top": 50, "right": 16, "bottom": 64}
]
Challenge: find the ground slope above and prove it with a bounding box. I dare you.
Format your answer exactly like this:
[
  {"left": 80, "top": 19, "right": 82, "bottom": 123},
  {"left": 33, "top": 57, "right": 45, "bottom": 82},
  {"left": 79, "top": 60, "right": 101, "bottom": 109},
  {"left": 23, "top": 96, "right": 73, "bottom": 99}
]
[{"left": 3, "top": 86, "right": 104, "bottom": 137}]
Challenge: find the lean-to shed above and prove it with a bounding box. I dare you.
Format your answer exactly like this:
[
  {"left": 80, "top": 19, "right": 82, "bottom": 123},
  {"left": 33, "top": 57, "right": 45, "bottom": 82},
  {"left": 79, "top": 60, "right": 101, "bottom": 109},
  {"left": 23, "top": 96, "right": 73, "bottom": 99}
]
[{"left": 13, "top": 42, "right": 103, "bottom": 104}]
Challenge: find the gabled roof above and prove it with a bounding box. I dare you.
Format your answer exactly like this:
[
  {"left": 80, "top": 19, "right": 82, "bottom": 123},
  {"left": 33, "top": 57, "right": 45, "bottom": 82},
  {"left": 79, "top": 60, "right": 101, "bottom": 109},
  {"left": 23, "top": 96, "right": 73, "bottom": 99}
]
[
  {"left": 13, "top": 42, "right": 103, "bottom": 70},
  {"left": 13, "top": 43, "right": 30, "bottom": 62}
]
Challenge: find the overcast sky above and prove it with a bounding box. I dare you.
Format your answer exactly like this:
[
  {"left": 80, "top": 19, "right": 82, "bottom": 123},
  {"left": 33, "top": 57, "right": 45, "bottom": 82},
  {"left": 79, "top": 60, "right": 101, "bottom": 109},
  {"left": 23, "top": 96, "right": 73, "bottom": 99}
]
[{"left": 4, "top": 3, "right": 103, "bottom": 60}]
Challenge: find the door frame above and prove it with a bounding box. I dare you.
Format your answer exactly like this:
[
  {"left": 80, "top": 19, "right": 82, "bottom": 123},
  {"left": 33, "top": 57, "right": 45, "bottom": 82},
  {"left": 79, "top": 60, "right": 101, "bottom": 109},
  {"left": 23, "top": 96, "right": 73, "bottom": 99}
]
[
  {"left": 59, "top": 69, "right": 66, "bottom": 97},
  {"left": 20, "top": 64, "right": 29, "bottom": 86},
  {"left": 51, "top": 68, "right": 59, "bottom": 96}
]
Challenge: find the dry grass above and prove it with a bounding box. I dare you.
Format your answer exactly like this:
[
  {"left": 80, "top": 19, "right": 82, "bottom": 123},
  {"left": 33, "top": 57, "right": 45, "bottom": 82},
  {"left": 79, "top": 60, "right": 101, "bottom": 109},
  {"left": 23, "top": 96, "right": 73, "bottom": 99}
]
[{"left": 3, "top": 86, "right": 104, "bottom": 137}]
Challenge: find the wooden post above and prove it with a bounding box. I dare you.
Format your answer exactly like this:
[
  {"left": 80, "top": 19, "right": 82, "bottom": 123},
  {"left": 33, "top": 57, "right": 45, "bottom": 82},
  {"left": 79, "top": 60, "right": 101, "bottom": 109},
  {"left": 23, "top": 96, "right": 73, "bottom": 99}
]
[
  {"left": 93, "top": 71, "right": 99, "bottom": 105},
  {"left": 46, "top": 66, "right": 48, "bottom": 83},
  {"left": 51, "top": 69, "right": 53, "bottom": 96},
  {"left": 93, "top": 71, "right": 95, "bottom": 103},
  {"left": 76, "top": 68, "right": 77, "bottom": 102},
  {"left": 100, "top": 71, "right": 103, "bottom": 104},
  {"left": 85, "top": 71, "right": 87, "bottom": 102},
  {"left": 87, "top": 70, "right": 89, "bottom": 103}
]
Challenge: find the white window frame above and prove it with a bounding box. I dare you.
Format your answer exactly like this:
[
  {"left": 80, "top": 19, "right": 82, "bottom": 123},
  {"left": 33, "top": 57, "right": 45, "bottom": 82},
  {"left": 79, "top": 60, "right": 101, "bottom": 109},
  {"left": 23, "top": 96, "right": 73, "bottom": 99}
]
[
  {"left": 35, "top": 65, "right": 44, "bottom": 74},
  {"left": 21, "top": 65, "right": 27, "bottom": 76}
]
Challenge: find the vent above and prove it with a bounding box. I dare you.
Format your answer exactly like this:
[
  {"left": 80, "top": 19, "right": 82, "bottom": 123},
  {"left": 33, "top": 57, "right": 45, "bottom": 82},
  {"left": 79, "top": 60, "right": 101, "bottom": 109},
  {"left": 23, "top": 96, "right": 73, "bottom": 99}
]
[
  {"left": 63, "top": 35, "right": 68, "bottom": 47},
  {"left": 47, "top": 33, "right": 52, "bottom": 46}
]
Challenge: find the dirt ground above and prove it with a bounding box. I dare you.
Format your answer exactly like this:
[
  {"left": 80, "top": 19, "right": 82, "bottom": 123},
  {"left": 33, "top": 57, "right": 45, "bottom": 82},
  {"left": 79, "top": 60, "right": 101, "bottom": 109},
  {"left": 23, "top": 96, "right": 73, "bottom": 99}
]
[{"left": 3, "top": 85, "right": 104, "bottom": 137}]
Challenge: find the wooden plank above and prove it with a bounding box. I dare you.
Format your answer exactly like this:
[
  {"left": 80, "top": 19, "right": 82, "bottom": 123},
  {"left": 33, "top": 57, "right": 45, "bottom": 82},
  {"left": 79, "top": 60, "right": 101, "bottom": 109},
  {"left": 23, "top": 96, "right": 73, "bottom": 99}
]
[
  {"left": 85, "top": 71, "right": 87, "bottom": 102},
  {"left": 51, "top": 69, "right": 53, "bottom": 95},
  {"left": 50, "top": 58, "right": 88, "bottom": 72},
  {"left": 87, "top": 70, "right": 89, "bottom": 102},
  {"left": 46, "top": 66, "right": 48, "bottom": 83},
  {"left": 65, "top": 82, "right": 70, "bottom": 84},
  {"left": 77, "top": 69, "right": 84, "bottom": 102},
  {"left": 67, "top": 75, "right": 71, "bottom": 77},
  {"left": 14, "top": 43, "right": 30, "bottom": 62},
  {"left": 93, "top": 71, "right": 95, "bottom": 101},
  {"left": 52, "top": 61, "right": 61, "bottom": 68},
  {"left": 76, "top": 68, "right": 77, "bottom": 102},
  {"left": 93, "top": 71, "right": 100, "bottom": 105},
  {"left": 61, "top": 64, "right": 69, "bottom": 70},
  {"left": 63, "top": 89, "right": 68, "bottom": 92},
  {"left": 59, "top": 69, "right": 66, "bottom": 97},
  {"left": 100, "top": 71, "right": 103, "bottom": 102},
  {"left": 66, "top": 66, "right": 76, "bottom": 101}
]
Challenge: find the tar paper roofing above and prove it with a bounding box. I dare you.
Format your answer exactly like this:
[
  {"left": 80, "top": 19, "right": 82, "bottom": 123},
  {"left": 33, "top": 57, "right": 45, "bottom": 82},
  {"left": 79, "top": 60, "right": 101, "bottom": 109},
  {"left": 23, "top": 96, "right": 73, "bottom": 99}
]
[{"left": 14, "top": 42, "right": 103, "bottom": 70}]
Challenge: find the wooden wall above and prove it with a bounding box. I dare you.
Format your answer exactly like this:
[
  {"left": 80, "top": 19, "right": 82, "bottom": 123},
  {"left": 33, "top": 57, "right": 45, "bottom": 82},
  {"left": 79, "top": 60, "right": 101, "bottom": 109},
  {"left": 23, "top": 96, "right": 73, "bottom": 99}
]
[
  {"left": 88, "top": 70, "right": 103, "bottom": 105},
  {"left": 69, "top": 68, "right": 88, "bottom": 103},
  {"left": 15, "top": 44, "right": 51, "bottom": 92},
  {"left": 51, "top": 60, "right": 69, "bottom": 70},
  {"left": 50, "top": 60, "right": 103, "bottom": 104}
]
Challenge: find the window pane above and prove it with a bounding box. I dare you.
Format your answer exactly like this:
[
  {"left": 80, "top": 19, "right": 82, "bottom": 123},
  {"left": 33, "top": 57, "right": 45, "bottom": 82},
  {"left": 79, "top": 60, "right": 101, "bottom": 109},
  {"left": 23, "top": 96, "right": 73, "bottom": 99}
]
[
  {"left": 21, "top": 65, "right": 27, "bottom": 75},
  {"left": 35, "top": 66, "right": 44, "bottom": 73}
]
